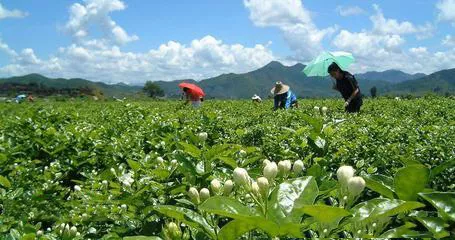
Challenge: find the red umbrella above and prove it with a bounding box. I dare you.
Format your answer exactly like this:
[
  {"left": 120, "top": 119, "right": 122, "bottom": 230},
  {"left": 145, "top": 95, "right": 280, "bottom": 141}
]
[{"left": 178, "top": 83, "right": 205, "bottom": 97}]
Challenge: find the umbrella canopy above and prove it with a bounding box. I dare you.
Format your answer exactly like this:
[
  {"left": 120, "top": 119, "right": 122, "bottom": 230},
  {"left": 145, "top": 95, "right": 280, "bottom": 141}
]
[
  {"left": 303, "top": 51, "right": 355, "bottom": 77},
  {"left": 178, "top": 83, "right": 205, "bottom": 97}
]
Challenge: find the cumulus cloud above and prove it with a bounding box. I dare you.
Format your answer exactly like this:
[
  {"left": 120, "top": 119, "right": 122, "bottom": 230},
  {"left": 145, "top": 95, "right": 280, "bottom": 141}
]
[
  {"left": 442, "top": 35, "right": 455, "bottom": 47},
  {"left": 371, "top": 4, "right": 433, "bottom": 38},
  {"left": 336, "top": 6, "right": 366, "bottom": 17},
  {"left": 0, "top": 35, "right": 275, "bottom": 84},
  {"left": 330, "top": 4, "right": 451, "bottom": 74},
  {"left": 437, "top": 0, "right": 455, "bottom": 25},
  {"left": 244, "top": 0, "right": 336, "bottom": 60},
  {"left": 0, "top": 38, "right": 18, "bottom": 57},
  {"left": 0, "top": 2, "right": 28, "bottom": 19},
  {"left": 64, "top": 0, "right": 138, "bottom": 45}
]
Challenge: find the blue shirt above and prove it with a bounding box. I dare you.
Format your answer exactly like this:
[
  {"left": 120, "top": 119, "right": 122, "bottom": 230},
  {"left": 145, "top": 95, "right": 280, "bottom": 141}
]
[{"left": 274, "top": 90, "right": 297, "bottom": 109}]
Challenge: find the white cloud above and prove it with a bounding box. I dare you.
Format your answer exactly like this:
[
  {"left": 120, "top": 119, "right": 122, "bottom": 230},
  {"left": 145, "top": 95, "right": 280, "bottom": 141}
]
[
  {"left": 64, "top": 0, "right": 138, "bottom": 45},
  {"left": 442, "top": 35, "right": 455, "bottom": 47},
  {"left": 437, "top": 0, "right": 455, "bottom": 25},
  {"left": 0, "top": 3, "right": 28, "bottom": 19},
  {"left": 371, "top": 4, "right": 433, "bottom": 38},
  {"left": 0, "top": 38, "right": 18, "bottom": 57},
  {"left": 244, "top": 0, "right": 335, "bottom": 60},
  {"left": 330, "top": 4, "right": 452, "bottom": 74},
  {"left": 0, "top": 35, "right": 275, "bottom": 84},
  {"left": 336, "top": 6, "right": 366, "bottom": 17}
]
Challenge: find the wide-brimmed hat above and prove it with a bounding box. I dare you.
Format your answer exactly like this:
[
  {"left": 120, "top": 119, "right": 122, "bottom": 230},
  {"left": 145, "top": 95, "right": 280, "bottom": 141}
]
[
  {"left": 252, "top": 94, "right": 261, "bottom": 100},
  {"left": 270, "top": 81, "right": 290, "bottom": 95}
]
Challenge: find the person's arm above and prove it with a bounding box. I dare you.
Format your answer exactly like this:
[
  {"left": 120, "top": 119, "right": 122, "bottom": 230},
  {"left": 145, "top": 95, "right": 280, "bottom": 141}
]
[{"left": 345, "top": 75, "right": 360, "bottom": 106}]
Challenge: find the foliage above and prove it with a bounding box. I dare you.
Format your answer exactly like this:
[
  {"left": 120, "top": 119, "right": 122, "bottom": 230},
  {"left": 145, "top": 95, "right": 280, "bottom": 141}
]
[
  {"left": 143, "top": 81, "right": 165, "bottom": 98},
  {"left": 0, "top": 97, "right": 454, "bottom": 239}
]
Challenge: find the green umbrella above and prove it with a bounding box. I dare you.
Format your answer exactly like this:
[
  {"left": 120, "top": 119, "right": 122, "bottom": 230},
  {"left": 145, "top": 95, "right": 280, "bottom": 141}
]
[{"left": 303, "top": 51, "right": 355, "bottom": 77}]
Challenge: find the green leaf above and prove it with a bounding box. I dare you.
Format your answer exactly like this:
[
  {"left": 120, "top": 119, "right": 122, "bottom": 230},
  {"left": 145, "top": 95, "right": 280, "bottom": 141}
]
[
  {"left": 416, "top": 217, "right": 450, "bottom": 239},
  {"left": 218, "top": 220, "right": 257, "bottom": 240},
  {"left": 199, "top": 196, "right": 258, "bottom": 219},
  {"left": 351, "top": 198, "right": 425, "bottom": 222},
  {"left": 380, "top": 222, "right": 427, "bottom": 238},
  {"left": 153, "top": 205, "right": 216, "bottom": 239},
  {"left": 363, "top": 174, "right": 395, "bottom": 199},
  {"left": 431, "top": 159, "right": 455, "bottom": 179},
  {"left": 419, "top": 192, "right": 455, "bottom": 221},
  {"left": 268, "top": 177, "right": 319, "bottom": 223},
  {"left": 179, "top": 142, "right": 201, "bottom": 158},
  {"left": 0, "top": 175, "right": 11, "bottom": 188},
  {"left": 217, "top": 156, "right": 237, "bottom": 169},
  {"left": 300, "top": 205, "right": 350, "bottom": 224},
  {"left": 394, "top": 165, "right": 429, "bottom": 201},
  {"left": 123, "top": 236, "right": 163, "bottom": 240},
  {"left": 127, "top": 160, "right": 141, "bottom": 171}
]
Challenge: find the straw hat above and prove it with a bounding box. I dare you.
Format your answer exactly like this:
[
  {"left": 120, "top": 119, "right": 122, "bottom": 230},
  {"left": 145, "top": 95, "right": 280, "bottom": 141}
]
[{"left": 270, "top": 81, "right": 290, "bottom": 95}]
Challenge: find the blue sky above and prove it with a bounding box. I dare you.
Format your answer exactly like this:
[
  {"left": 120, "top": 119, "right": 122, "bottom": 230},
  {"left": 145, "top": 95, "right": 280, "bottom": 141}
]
[{"left": 0, "top": 0, "right": 454, "bottom": 84}]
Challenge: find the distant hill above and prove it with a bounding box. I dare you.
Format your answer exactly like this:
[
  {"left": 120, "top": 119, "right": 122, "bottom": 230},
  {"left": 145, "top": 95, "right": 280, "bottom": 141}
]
[
  {"left": 0, "top": 74, "right": 141, "bottom": 97},
  {"left": 356, "top": 70, "right": 426, "bottom": 84},
  {"left": 1, "top": 63, "right": 453, "bottom": 99},
  {"left": 391, "top": 68, "right": 455, "bottom": 95}
]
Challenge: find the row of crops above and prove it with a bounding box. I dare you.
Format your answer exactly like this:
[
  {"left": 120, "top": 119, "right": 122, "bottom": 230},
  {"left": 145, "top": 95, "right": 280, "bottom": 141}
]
[{"left": 0, "top": 97, "right": 454, "bottom": 239}]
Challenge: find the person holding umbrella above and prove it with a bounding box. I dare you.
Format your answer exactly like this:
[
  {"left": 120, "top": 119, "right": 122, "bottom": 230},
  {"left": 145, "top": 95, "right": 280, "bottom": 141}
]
[
  {"left": 271, "top": 81, "right": 298, "bottom": 111},
  {"left": 302, "top": 51, "right": 362, "bottom": 113},
  {"left": 179, "top": 83, "right": 205, "bottom": 108},
  {"left": 327, "top": 62, "right": 362, "bottom": 113}
]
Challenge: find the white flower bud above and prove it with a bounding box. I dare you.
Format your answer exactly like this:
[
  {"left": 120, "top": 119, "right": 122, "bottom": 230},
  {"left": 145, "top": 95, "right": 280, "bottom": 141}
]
[
  {"left": 167, "top": 222, "right": 182, "bottom": 239},
  {"left": 347, "top": 176, "right": 365, "bottom": 197},
  {"left": 263, "top": 159, "right": 271, "bottom": 167},
  {"left": 223, "top": 180, "right": 234, "bottom": 196},
  {"left": 233, "top": 168, "right": 250, "bottom": 187},
  {"left": 198, "top": 132, "right": 208, "bottom": 141},
  {"left": 121, "top": 204, "right": 127, "bottom": 210},
  {"left": 188, "top": 187, "right": 200, "bottom": 204},
  {"left": 200, "top": 188, "right": 210, "bottom": 201},
  {"left": 36, "top": 230, "right": 43, "bottom": 236},
  {"left": 76, "top": 232, "right": 81, "bottom": 237},
  {"left": 171, "top": 159, "right": 178, "bottom": 167},
  {"left": 322, "top": 107, "right": 328, "bottom": 113},
  {"left": 251, "top": 182, "right": 260, "bottom": 196},
  {"left": 74, "top": 185, "right": 81, "bottom": 191},
  {"left": 156, "top": 157, "right": 164, "bottom": 164},
  {"left": 278, "top": 160, "right": 292, "bottom": 175},
  {"left": 239, "top": 150, "right": 246, "bottom": 156},
  {"left": 110, "top": 168, "right": 116, "bottom": 175},
  {"left": 337, "top": 166, "right": 355, "bottom": 186},
  {"left": 88, "top": 227, "right": 97, "bottom": 234},
  {"left": 257, "top": 177, "right": 269, "bottom": 197},
  {"left": 263, "top": 162, "right": 278, "bottom": 180},
  {"left": 70, "top": 226, "right": 77, "bottom": 235},
  {"left": 292, "top": 160, "right": 304, "bottom": 174},
  {"left": 314, "top": 106, "right": 320, "bottom": 111},
  {"left": 210, "top": 179, "right": 222, "bottom": 193},
  {"left": 102, "top": 180, "right": 108, "bottom": 185}
]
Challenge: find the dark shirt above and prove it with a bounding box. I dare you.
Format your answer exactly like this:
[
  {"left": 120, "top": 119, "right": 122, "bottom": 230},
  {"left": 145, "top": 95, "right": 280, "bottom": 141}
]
[{"left": 336, "top": 71, "right": 361, "bottom": 101}]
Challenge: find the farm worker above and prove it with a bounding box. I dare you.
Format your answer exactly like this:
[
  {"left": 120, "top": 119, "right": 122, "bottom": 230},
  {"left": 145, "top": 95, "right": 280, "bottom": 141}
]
[
  {"left": 271, "top": 81, "right": 298, "bottom": 110},
  {"left": 328, "top": 62, "right": 363, "bottom": 113},
  {"left": 15, "top": 94, "right": 27, "bottom": 103},
  {"left": 251, "top": 94, "right": 262, "bottom": 103},
  {"left": 182, "top": 87, "right": 203, "bottom": 108},
  {"left": 28, "top": 94, "right": 34, "bottom": 102}
]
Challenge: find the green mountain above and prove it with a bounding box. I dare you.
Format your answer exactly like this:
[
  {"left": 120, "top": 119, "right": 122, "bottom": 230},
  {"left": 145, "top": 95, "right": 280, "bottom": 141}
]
[
  {"left": 156, "top": 61, "right": 393, "bottom": 99},
  {"left": 0, "top": 74, "right": 141, "bottom": 97},
  {"left": 356, "top": 70, "right": 426, "bottom": 84},
  {"left": 391, "top": 68, "right": 455, "bottom": 95},
  {"left": 1, "top": 63, "right": 453, "bottom": 99}
]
